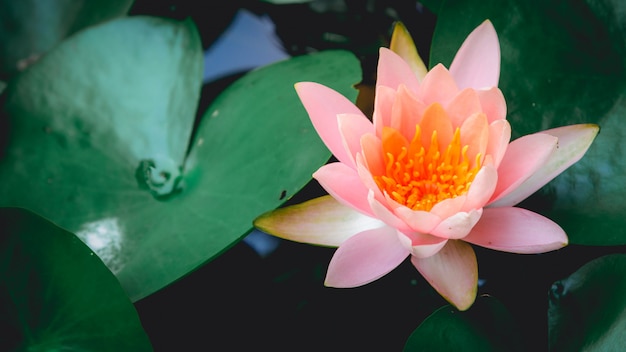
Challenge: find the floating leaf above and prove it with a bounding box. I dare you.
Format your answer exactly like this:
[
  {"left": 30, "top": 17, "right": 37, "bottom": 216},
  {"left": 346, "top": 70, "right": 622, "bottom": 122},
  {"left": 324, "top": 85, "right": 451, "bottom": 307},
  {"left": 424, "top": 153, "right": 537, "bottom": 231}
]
[
  {"left": 0, "top": 15, "right": 361, "bottom": 300},
  {"left": 0, "top": 16, "right": 203, "bottom": 301},
  {"left": 430, "top": 0, "right": 626, "bottom": 245},
  {"left": 419, "top": 0, "right": 444, "bottom": 14},
  {"left": 403, "top": 296, "right": 523, "bottom": 351},
  {"left": 0, "top": 208, "right": 152, "bottom": 351},
  {"left": 0, "top": 0, "right": 133, "bottom": 78},
  {"left": 548, "top": 254, "right": 626, "bottom": 351}
]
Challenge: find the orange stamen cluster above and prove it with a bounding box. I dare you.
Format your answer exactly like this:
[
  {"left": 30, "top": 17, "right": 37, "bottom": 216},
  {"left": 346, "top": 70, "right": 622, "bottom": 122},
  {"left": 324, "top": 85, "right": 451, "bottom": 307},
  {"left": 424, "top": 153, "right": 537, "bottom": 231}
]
[{"left": 373, "top": 123, "right": 481, "bottom": 212}]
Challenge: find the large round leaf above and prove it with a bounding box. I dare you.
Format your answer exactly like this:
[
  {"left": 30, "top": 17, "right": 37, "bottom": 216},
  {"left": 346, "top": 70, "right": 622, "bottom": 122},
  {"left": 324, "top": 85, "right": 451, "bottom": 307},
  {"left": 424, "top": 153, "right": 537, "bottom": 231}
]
[
  {"left": 548, "top": 254, "right": 626, "bottom": 351},
  {"left": 0, "top": 207, "right": 152, "bottom": 351},
  {"left": 429, "top": 0, "right": 626, "bottom": 245},
  {"left": 0, "top": 15, "right": 204, "bottom": 301},
  {"left": 177, "top": 48, "right": 360, "bottom": 287},
  {"left": 403, "top": 296, "right": 523, "bottom": 351},
  {"left": 0, "top": 0, "right": 133, "bottom": 79},
  {"left": 0, "top": 15, "right": 361, "bottom": 300}
]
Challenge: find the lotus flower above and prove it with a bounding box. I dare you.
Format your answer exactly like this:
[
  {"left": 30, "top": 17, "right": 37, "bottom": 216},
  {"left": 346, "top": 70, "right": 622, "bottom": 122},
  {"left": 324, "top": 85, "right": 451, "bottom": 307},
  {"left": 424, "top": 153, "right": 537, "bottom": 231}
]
[{"left": 255, "top": 20, "right": 598, "bottom": 310}]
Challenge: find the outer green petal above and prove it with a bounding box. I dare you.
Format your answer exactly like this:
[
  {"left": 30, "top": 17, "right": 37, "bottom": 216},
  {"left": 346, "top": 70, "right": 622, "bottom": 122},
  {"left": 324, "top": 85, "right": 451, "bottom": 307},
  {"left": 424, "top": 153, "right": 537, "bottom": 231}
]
[
  {"left": 489, "top": 124, "right": 599, "bottom": 207},
  {"left": 254, "top": 195, "right": 385, "bottom": 247},
  {"left": 390, "top": 22, "right": 428, "bottom": 81}
]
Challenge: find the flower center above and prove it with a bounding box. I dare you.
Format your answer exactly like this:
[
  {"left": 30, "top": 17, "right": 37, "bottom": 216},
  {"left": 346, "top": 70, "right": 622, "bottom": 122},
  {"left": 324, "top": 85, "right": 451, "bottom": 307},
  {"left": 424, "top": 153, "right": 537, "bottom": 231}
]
[{"left": 373, "top": 123, "right": 481, "bottom": 212}]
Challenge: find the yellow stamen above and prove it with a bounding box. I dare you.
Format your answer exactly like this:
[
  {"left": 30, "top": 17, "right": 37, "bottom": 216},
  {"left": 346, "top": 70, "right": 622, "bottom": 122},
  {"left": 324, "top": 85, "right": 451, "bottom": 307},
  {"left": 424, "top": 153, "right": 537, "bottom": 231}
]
[{"left": 373, "top": 105, "right": 481, "bottom": 212}]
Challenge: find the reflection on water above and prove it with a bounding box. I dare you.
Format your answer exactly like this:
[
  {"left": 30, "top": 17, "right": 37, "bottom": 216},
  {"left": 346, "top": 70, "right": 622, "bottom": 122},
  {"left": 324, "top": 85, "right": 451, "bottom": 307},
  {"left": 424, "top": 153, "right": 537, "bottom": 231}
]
[{"left": 76, "top": 217, "right": 124, "bottom": 274}]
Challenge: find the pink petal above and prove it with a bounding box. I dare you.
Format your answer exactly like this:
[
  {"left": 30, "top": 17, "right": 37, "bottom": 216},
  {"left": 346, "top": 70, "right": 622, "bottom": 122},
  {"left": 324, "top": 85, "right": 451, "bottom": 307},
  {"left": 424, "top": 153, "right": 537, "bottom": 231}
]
[
  {"left": 254, "top": 195, "right": 386, "bottom": 247},
  {"left": 464, "top": 207, "right": 568, "bottom": 253},
  {"left": 419, "top": 102, "right": 454, "bottom": 151},
  {"left": 359, "top": 133, "right": 384, "bottom": 176},
  {"left": 418, "top": 64, "right": 459, "bottom": 106},
  {"left": 460, "top": 112, "right": 489, "bottom": 164},
  {"left": 381, "top": 121, "right": 410, "bottom": 157},
  {"left": 390, "top": 85, "right": 427, "bottom": 140},
  {"left": 295, "top": 82, "right": 365, "bottom": 166},
  {"left": 376, "top": 48, "right": 420, "bottom": 93},
  {"left": 489, "top": 133, "right": 557, "bottom": 204},
  {"left": 337, "top": 113, "right": 375, "bottom": 167},
  {"left": 477, "top": 87, "right": 507, "bottom": 123},
  {"left": 445, "top": 88, "right": 483, "bottom": 128},
  {"left": 411, "top": 240, "right": 478, "bottom": 311},
  {"left": 431, "top": 208, "right": 483, "bottom": 239},
  {"left": 314, "top": 162, "right": 374, "bottom": 217},
  {"left": 325, "top": 226, "right": 410, "bottom": 287},
  {"left": 409, "top": 238, "right": 449, "bottom": 258},
  {"left": 489, "top": 124, "right": 599, "bottom": 207},
  {"left": 485, "top": 119, "right": 511, "bottom": 168},
  {"left": 373, "top": 85, "right": 396, "bottom": 137},
  {"left": 449, "top": 20, "right": 500, "bottom": 90},
  {"left": 463, "top": 164, "right": 498, "bottom": 211},
  {"left": 430, "top": 195, "right": 467, "bottom": 220},
  {"left": 393, "top": 205, "right": 442, "bottom": 234},
  {"left": 356, "top": 153, "right": 387, "bottom": 204},
  {"left": 397, "top": 232, "right": 449, "bottom": 258},
  {"left": 368, "top": 191, "right": 415, "bottom": 234}
]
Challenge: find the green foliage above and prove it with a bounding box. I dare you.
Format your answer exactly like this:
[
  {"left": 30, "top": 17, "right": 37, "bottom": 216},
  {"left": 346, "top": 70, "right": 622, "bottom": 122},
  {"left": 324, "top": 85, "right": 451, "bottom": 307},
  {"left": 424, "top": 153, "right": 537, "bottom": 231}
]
[
  {"left": 431, "top": 0, "right": 626, "bottom": 245},
  {"left": 403, "top": 296, "right": 523, "bottom": 351},
  {"left": 0, "top": 0, "right": 133, "bottom": 79},
  {"left": 0, "top": 208, "right": 152, "bottom": 351},
  {"left": 2, "top": 1, "right": 622, "bottom": 350},
  {"left": 0, "top": 14, "right": 361, "bottom": 300},
  {"left": 0, "top": 15, "right": 203, "bottom": 301},
  {"left": 548, "top": 254, "right": 626, "bottom": 351}
]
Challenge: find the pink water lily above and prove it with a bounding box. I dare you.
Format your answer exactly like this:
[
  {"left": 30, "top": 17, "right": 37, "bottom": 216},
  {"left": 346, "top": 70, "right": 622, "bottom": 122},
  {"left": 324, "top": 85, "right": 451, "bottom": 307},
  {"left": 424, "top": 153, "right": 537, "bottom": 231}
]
[{"left": 254, "top": 20, "right": 598, "bottom": 310}]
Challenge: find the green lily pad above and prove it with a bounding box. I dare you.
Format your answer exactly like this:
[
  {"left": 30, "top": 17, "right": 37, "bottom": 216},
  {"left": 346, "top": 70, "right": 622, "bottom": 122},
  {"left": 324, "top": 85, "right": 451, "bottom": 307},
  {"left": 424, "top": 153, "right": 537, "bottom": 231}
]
[
  {"left": 548, "top": 254, "right": 626, "bottom": 351},
  {"left": 0, "top": 14, "right": 361, "bottom": 301},
  {"left": 430, "top": 0, "right": 626, "bottom": 245},
  {"left": 0, "top": 207, "right": 152, "bottom": 351},
  {"left": 403, "top": 296, "right": 523, "bottom": 352},
  {"left": 0, "top": 0, "right": 133, "bottom": 79},
  {"left": 0, "top": 15, "right": 204, "bottom": 301},
  {"left": 419, "top": 0, "right": 443, "bottom": 14}
]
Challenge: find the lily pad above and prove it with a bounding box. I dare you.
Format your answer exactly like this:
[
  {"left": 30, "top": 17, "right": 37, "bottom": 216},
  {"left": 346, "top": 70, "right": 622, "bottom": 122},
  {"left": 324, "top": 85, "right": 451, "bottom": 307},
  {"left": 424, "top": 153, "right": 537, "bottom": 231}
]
[
  {"left": 403, "top": 296, "right": 523, "bottom": 352},
  {"left": 0, "top": 15, "right": 361, "bottom": 301},
  {"left": 548, "top": 254, "right": 626, "bottom": 351},
  {"left": 0, "top": 0, "right": 133, "bottom": 79},
  {"left": 0, "top": 207, "right": 152, "bottom": 351},
  {"left": 430, "top": 0, "right": 626, "bottom": 245}
]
